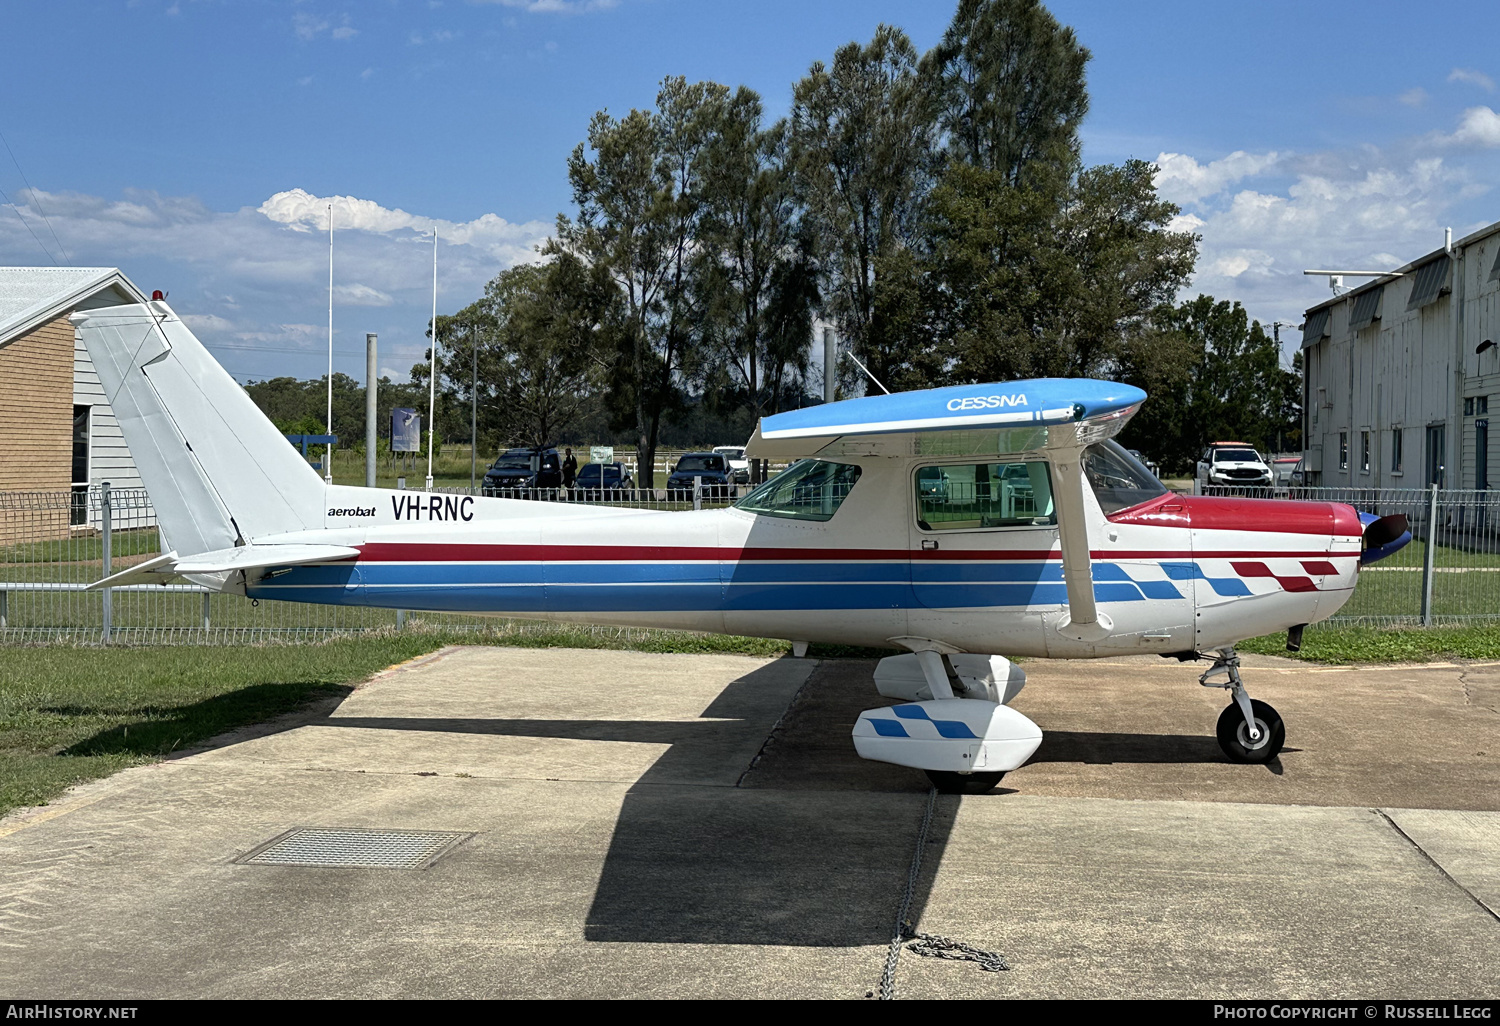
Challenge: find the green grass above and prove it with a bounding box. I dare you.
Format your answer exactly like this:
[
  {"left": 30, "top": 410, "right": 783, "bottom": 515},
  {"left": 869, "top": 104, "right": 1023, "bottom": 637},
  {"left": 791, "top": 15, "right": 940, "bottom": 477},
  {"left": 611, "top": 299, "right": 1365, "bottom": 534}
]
[
  {"left": 0, "top": 636, "right": 448, "bottom": 819},
  {"left": 1239, "top": 624, "right": 1500, "bottom": 664},
  {"left": 0, "top": 624, "right": 892, "bottom": 820}
]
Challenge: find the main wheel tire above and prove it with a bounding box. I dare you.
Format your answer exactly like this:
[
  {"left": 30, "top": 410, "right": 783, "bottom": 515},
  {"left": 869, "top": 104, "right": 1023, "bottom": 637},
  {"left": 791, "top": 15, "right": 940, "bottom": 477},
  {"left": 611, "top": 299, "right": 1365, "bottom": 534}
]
[
  {"left": 1216, "top": 699, "right": 1285, "bottom": 764},
  {"left": 925, "top": 770, "right": 1005, "bottom": 794}
]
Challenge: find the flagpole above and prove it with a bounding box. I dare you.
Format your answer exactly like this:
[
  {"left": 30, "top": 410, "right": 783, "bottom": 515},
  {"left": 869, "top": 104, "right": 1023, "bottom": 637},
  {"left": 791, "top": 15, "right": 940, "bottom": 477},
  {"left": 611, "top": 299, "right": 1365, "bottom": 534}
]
[
  {"left": 426, "top": 225, "right": 437, "bottom": 492},
  {"left": 325, "top": 203, "right": 334, "bottom": 486}
]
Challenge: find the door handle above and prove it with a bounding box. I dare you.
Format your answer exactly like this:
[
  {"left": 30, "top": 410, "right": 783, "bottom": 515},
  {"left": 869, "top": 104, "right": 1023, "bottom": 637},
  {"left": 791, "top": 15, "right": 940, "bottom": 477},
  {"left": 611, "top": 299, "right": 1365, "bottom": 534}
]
[{"left": 922, "top": 539, "right": 939, "bottom": 550}]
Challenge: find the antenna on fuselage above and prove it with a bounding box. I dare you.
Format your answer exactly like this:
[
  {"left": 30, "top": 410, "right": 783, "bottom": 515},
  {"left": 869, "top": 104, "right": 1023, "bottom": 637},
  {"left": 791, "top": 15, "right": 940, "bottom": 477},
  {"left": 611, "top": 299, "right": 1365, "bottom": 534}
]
[{"left": 842, "top": 346, "right": 890, "bottom": 395}]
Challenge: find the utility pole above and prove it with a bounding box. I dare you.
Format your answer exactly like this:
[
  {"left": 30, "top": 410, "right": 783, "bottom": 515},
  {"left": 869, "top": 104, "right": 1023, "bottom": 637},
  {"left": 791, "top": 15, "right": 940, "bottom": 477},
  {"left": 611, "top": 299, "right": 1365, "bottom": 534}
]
[
  {"left": 823, "top": 325, "right": 836, "bottom": 404},
  {"left": 365, "top": 333, "right": 377, "bottom": 488},
  {"left": 471, "top": 340, "right": 477, "bottom": 493}
]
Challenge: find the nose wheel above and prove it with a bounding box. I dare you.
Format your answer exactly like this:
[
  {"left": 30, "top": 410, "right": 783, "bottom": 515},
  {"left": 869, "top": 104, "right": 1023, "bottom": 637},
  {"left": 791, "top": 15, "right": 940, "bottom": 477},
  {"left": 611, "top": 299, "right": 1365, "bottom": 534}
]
[
  {"left": 925, "top": 770, "right": 1006, "bottom": 794},
  {"left": 1215, "top": 698, "right": 1285, "bottom": 763},
  {"left": 1200, "top": 649, "right": 1285, "bottom": 764}
]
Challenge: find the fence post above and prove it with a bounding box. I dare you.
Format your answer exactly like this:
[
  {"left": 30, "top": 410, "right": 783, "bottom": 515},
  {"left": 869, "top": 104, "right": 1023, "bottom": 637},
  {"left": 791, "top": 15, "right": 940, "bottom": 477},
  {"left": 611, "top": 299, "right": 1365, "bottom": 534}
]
[
  {"left": 693, "top": 475, "right": 702, "bottom": 511},
  {"left": 202, "top": 591, "right": 212, "bottom": 630},
  {"left": 396, "top": 609, "right": 407, "bottom": 629},
  {"left": 1420, "top": 483, "right": 1438, "bottom": 627},
  {"left": 0, "top": 590, "right": 7, "bottom": 629},
  {"left": 101, "top": 482, "right": 113, "bottom": 644}
]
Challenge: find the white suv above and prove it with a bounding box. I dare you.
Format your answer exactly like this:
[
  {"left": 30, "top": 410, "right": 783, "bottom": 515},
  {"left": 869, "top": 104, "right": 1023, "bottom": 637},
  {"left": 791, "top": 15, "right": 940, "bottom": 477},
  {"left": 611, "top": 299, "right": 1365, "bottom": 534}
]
[
  {"left": 1196, "top": 443, "right": 1273, "bottom": 489},
  {"left": 713, "top": 446, "right": 751, "bottom": 485}
]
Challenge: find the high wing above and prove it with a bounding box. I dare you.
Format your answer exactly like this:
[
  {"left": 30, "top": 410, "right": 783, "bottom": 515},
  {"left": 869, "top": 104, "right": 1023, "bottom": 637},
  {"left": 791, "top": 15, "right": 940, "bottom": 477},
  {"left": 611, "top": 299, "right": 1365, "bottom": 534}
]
[{"left": 748, "top": 378, "right": 1147, "bottom": 640}]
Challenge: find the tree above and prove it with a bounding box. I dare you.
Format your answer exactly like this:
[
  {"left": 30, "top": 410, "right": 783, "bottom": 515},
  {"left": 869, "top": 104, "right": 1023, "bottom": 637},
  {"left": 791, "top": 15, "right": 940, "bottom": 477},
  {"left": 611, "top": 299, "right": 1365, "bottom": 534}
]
[
  {"left": 434, "top": 256, "right": 612, "bottom": 453},
  {"left": 693, "top": 89, "right": 819, "bottom": 422},
  {"left": 1117, "top": 295, "right": 1301, "bottom": 472},
  {"left": 791, "top": 25, "right": 936, "bottom": 394},
  {"left": 926, "top": 0, "right": 1090, "bottom": 184},
  {"left": 556, "top": 77, "right": 725, "bottom": 487}
]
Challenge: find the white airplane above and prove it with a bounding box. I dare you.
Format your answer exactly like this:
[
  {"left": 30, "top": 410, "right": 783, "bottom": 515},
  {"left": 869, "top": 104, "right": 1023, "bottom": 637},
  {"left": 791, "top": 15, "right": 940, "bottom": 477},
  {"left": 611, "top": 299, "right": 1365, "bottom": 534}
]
[{"left": 81, "top": 300, "right": 1410, "bottom": 793}]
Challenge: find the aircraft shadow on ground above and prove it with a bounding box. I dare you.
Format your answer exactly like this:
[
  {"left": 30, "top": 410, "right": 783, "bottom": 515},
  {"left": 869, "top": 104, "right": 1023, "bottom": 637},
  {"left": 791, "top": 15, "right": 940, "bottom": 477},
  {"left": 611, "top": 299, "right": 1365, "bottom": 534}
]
[
  {"left": 324, "top": 661, "right": 955, "bottom": 948},
  {"left": 1032, "top": 730, "right": 1288, "bottom": 773}
]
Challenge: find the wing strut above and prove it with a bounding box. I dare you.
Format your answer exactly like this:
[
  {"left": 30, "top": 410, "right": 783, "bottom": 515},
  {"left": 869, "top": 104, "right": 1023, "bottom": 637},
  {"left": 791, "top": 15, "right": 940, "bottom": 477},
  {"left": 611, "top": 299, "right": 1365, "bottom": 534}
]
[{"left": 1049, "top": 430, "right": 1112, "bottom": 642}]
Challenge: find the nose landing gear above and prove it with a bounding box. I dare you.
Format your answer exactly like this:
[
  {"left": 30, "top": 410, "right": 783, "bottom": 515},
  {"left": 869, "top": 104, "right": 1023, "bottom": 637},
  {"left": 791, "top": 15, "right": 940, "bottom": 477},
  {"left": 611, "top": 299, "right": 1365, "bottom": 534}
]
[{"left": 1200, "top": 649, "right": 1285, "bottom": 763}]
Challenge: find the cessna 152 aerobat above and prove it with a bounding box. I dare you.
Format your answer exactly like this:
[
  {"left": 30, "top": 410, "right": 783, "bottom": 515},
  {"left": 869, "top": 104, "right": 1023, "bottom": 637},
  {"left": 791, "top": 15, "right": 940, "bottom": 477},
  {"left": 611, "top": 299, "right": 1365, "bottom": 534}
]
[{"left": 81, "top": 301, "right": 1410, "bottom": 793}]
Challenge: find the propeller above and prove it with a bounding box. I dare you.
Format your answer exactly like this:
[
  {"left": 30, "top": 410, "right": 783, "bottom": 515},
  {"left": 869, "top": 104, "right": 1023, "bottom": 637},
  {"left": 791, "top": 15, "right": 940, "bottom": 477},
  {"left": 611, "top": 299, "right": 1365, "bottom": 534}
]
[{"left": 1359, "top": 512, "right": 1411, "bottom": 565}]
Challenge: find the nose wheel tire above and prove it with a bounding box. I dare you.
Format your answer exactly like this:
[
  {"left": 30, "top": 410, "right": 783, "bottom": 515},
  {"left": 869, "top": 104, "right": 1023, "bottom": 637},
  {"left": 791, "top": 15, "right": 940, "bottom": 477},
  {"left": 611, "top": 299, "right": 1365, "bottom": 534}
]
[
  {"left": 1216, "top": 699, "right": 1285, "bottom": 764},
  {"left": 925, "top": 770, "right": 1005, "bottom": 794}
]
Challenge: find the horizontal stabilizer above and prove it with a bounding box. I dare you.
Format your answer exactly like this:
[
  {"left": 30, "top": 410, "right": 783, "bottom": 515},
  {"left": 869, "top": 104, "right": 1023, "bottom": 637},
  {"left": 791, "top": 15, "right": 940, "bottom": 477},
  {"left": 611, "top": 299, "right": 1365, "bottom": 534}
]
[{"left": 88, "top": 544, "right": 360, "bottom": 590}]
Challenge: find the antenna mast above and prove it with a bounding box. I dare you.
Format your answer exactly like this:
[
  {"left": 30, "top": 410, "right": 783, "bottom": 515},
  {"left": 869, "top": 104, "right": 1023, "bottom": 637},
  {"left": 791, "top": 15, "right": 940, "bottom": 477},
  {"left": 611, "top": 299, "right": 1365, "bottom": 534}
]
[
  {"left": 426, "top": 226, "right": 438, "bottom": 492},
  {"left": 326, "top": 203, "right": 334, "bottom": 486}
]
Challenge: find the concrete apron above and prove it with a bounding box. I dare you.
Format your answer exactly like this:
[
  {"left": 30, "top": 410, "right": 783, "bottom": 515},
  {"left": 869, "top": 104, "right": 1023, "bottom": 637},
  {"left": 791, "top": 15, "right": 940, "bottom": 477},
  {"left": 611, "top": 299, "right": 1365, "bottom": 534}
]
[{"left": 0, "top": 648, "right": 1497, "bottom": 999}]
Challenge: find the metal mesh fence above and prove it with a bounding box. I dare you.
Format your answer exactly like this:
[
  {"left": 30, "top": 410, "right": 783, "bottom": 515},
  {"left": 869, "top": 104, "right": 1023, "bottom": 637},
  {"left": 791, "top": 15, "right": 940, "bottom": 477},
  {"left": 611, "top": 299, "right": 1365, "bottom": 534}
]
[
  {"left": 5, "top": 482, "right": 1496, "bottom": 644},
  {"left": 1202, "top": 484, "right": 1500, "bottom": 625},
  {"left": 0, "top": 483, "right": 747, "bottom": 645}
]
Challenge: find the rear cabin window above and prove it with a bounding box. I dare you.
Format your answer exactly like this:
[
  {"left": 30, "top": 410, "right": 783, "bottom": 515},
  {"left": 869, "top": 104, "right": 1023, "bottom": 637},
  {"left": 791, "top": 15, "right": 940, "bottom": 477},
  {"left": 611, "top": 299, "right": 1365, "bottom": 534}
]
[
  {"left": 915, "top": 461, "right": 1055, "bottom": 531},
  {"left": 735, "top": 459, "right": 861, "bottom": 521},
  {"left": 1084, "top": 440, "right": 1168, "bottom": 514}
]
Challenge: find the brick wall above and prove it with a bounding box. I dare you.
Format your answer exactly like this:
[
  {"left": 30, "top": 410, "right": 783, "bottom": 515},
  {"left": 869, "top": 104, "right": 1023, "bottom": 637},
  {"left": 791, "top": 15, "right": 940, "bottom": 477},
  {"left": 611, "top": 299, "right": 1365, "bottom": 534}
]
[{"left": 0, "top": 312, "right": 74, "bottom": 494}]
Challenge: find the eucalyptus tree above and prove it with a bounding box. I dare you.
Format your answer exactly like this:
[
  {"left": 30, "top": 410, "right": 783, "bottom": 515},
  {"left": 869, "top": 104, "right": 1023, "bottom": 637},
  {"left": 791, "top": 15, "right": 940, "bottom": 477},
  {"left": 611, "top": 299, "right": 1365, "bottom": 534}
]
[
  {"left": 434, "top": 255, "right": 612, "bottom": 453},
  {"left": 791, "top": 24, "right": 937, "bottom": 395},
  {"left": 694, "top": 89, "right": 818, "bottom": 423},
  {"left": 926, "top": 0, "right": 1091, "bottom": 184},
  {"left": 556, "top": 77, "right": 724, "bottom": 486}
]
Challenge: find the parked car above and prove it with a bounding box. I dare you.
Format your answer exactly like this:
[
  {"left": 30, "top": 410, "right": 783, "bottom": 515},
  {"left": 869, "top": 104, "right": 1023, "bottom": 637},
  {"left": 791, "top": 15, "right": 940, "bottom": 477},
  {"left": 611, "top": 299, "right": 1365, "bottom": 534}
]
[
  {"left": 1272, "top": 456, "right": 1301, "bottom": 494},
  {"left": 574, "top": 461, "right": 634, "bottom": 500},
  {"left": 1195, "top": 442, "right": 1273, "bottom": 489},
  {"left": 666, "top": 452, "right": 733, "bottom": 500},
  {"left": 1126, "top": 449, "right": 1161, "bottom": 479},
  {"left": 713, "top": 445, "right": 751, "bottom": 485},
  {"left": 483, "top": 447, "right": 561, "bottom": 496}
]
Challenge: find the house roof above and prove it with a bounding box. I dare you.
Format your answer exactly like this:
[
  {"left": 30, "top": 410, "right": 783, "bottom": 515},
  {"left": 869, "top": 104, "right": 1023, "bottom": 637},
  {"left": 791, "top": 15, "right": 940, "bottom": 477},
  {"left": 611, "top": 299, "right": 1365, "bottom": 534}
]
[{"left": 0, "top": 266, "right": 149, "bottom": 348}]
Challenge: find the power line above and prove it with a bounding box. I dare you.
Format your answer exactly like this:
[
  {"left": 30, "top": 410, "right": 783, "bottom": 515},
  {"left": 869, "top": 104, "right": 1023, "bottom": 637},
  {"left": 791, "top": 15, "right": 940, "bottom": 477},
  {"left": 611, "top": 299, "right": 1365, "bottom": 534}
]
[
  {"left": 0, "top": 125, "right": 68, "bottom": 264},
  {"left": 0, "top": 181, "right": 58, "bottom": 265}
]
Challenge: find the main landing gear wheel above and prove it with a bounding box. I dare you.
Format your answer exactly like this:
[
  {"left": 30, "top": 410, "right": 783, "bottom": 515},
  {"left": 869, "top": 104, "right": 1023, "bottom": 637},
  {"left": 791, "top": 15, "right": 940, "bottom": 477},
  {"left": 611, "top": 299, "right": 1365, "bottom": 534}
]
[
  {"left": 1215, "top": 699, "right": 1285, "bottom": 763},
  {"left": 925, "top": 770, "right": 1005, "bottom": 794}
]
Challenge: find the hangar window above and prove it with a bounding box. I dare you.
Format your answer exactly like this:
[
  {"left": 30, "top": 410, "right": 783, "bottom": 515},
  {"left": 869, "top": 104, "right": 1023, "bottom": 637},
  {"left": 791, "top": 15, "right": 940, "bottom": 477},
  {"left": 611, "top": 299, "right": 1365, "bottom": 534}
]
[
  {"left": 915, "top": 460, "right": 1055, "bottom": 531},
  {"left": 736, "top": 459, "right": 861, "bottom": 521}
]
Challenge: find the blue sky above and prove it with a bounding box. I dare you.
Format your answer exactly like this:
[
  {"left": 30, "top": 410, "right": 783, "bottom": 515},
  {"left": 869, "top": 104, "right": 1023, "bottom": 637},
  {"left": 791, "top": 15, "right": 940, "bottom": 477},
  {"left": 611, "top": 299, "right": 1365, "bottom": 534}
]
[{"left": 2, "top": 0, "right": 1498, "bottom": 383}]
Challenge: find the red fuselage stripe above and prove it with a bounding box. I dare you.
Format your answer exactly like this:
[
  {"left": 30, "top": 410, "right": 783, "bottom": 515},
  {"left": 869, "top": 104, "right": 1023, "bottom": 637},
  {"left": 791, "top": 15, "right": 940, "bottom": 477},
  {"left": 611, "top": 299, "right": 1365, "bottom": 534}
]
[{"left": 355, "top": 543, "right": 1360, "bottom": 564}]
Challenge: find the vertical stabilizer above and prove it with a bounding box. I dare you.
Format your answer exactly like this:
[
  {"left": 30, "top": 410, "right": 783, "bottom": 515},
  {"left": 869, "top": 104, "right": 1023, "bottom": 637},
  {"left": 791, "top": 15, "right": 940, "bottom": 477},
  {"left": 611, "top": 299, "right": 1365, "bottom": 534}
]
[{"left": 72, "top": 302, "right": 326, "bottom": 554}]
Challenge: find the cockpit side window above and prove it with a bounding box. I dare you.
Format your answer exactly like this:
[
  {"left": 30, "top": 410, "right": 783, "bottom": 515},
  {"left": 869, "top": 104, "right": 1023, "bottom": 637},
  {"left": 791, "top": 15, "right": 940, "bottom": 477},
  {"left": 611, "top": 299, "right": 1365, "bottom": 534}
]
[
  {"left": 1083, "top": 439, "right": 1169, "bottom": 514},
  {"left": 914, "top": 460, "right": 1056, "bottom": 531},
  {"left": 735, "top": 459, "right": 861, "bottom": 521}
]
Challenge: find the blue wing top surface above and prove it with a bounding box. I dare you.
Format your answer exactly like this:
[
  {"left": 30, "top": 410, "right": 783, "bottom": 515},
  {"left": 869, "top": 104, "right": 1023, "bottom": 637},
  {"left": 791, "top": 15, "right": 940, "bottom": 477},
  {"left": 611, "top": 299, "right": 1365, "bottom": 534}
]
[{"left": 759, "top": 378, "right": 1147, "bottom": 440}]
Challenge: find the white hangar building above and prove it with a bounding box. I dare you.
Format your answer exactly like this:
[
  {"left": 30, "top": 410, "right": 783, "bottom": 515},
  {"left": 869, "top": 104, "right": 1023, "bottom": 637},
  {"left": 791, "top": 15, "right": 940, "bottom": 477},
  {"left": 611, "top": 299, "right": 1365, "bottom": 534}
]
[{"left": 1301, "top": 221, "right": 1500, "bottom": 489}]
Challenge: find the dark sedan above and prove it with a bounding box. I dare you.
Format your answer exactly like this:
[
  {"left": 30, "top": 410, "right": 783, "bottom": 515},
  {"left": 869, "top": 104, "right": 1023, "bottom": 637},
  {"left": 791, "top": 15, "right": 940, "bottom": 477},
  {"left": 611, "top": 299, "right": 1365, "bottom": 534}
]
[{"left": 574, "top": 461, "right": 635, "bottom": 500}]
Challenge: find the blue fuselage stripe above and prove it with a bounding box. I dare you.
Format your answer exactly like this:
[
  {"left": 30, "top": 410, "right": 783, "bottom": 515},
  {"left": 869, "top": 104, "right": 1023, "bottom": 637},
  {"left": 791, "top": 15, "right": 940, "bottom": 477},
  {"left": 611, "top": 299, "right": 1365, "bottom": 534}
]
[{"left": 245, "top": 559, "right": 1201, "bottom": 611}]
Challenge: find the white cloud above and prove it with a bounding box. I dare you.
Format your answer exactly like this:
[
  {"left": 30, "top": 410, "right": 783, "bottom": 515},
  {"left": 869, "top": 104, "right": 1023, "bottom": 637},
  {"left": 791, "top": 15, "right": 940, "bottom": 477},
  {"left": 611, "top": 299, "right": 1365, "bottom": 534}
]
[
  {"left": 293, "top": 11, "right": 357, "bottom": 41},
  {"left": 1448, "top": 68, "right": 1496, "bottom": 92},
  {"left": 1153, "top": 150, "right": 1280, "bottom": 205},
  {"left": 181, "top": 313, "right": 233, "bottom": 333},
  {"left": 1446, "top": 106, "right": 1500, "bottom": 147},
  {"left": 0, "top": 186, "right": 552, "bottom": 379},
  {"left": 1398, "top": 87, "right": 1428, "bottom": 108},
  {"left": 474, "top": 0, "right": 618, "bottom": 12},
  {"left": 334, "top": 283, "right": 395, "bottom": 306}
]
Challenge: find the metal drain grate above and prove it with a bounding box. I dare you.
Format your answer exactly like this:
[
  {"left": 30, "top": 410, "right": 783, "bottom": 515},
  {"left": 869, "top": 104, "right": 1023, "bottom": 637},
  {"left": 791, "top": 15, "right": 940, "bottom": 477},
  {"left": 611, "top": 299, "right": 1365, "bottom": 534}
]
[{"left": 236, "top": 828, "right": 473, "bottom": 870}]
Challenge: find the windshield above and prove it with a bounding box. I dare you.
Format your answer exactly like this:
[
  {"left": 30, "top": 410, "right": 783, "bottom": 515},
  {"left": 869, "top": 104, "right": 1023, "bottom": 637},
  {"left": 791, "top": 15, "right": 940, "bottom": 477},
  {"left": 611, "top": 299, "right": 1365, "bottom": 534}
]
[
  {"left": 1213, "top": 448, "right": 1259, "bottom": 463},
  {"left": 1083, "top": 439, "right": 1168, "bottom": 514},
  {"left": 675, "top": 456, "right": 724, "bottom": 473},
  {"left": 715, "top": 448, "right": 745, "bottom": 459},
  {"left": 735, "top": 459, "right": 861, "bottom": 521},
  {"left": 493, "top": 454, "right": 532, "bottom": 470}
]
